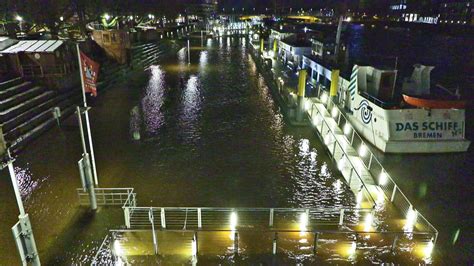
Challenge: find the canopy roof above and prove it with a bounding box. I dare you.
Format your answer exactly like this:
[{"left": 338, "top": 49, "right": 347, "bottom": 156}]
[{"left": 0, "top": 40, "right": 64, "bottom": 54}]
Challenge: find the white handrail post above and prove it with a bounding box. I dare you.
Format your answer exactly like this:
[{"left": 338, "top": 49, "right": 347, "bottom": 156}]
[
  {"left": 149, "top": 208, "right": 158, "bottom": 255},
  {"left": 269, "top": 208, "right": 274, "bottom": 227},
  {"left": 124, "top": 207, "right": 130, "bottom": 229},
  {"left": 197, "top": 208, "right": 202, "bottom": 229},
  {"left": 391, "top": 185, "right": 397, "bottom": 202},
  {"left": 272, "top": 232, "right": 277, "bottom": 255},
  {"left": 339, "top": 209, "right": 344, "bottom": 226},
  {"left": 161, "top": 208, "right": 166, "bottom": 229}
]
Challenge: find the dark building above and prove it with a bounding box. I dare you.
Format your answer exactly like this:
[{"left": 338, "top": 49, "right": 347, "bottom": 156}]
[
  {"left": 187, "top": 0, "right": 218, "bottom": 21},
  {"left": 438, "top": 1, "right": 473, "bottom": 25}
]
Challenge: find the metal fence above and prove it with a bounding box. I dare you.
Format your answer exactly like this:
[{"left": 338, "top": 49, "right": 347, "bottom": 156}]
[{"left": 76, "top": 188, "right": 135, "bottom": 207}]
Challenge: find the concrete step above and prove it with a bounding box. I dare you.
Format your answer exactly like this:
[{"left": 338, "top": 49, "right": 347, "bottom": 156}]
[
  {"left": 0, "top": 91, "right": 55, "bottom": 122},
  {"left": 0, "top": 86, "right": 45, "bottom": 112},
  {"left": 1, "top": 89, "right": 77, "bottom": 133},
  {"left": 0, "top": 77, "right": 23, "bottom": 90},
  {"left": 9, "top": 105, "right": 76, "bottom": 153},
  {"left": 0, "top": 81, "right": 33, "bottom": 101}
]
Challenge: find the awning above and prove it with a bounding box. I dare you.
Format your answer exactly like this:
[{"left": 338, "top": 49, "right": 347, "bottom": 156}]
[{"left": 0, "top": 40, "right": 64, "bottom": 54}]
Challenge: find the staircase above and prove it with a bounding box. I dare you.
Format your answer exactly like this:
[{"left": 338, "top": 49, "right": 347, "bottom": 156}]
[{"left": 0, "top": 77, "right": 80, "bottom": 153}]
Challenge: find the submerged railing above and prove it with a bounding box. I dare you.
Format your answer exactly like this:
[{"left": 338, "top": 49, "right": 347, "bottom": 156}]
[{"left": 76, "top": 187, "right": 135, "bottom": 207}]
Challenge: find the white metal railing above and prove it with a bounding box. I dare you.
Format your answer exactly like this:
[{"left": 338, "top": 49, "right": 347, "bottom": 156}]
[
  {"left": 124, "top": 206, "right": 374, "bottom": 230},
  {"left": 310, "top": 86, "right": 438, "bottom": 242},
  {"left": 76, "top": 188, "right": 135, "bottom": 206}
]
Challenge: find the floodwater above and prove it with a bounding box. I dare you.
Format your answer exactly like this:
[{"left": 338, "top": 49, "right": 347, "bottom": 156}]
[
  {"left": 0, "top": 32, "right": 471, "bottom": 264},
  {"left": 0, "top": 37, "right": 355, "bottom": 265}
]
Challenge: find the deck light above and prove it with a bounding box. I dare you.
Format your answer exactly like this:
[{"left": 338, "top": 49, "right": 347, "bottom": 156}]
[
  {"left": 320, "top": 93, "right": 328, "bottom": 104},
  {"left": 379, "top": 171, "right": 388, "bottom": 186},
  {"left": 344, "top": 123, "right": 351, "bottom": 135},
  {"left": 338, "top": 157, "right": 345, "bottom": 171},
  {"left": 299, "top": 212, "right": 308, "bottom": 231},
  {"left": 424, "top": 239, "right": 434, "bottom": 258},
  {"left": 364, "top": 213, "right": 373, "bottom": 231},
  {"left": 348, "top": 241, "right": 356, "bottom": 256},
  {"left": 358, "top": 143, "right": 367, "bottom": 157},
  {"left": 356, "top": 190, "right": 363, "bottom": 205},
  {"left": 230, "top": 212, "right": 237, "bottom": 231},
  {"left": 404, "top": 206, "right": 417, "bottom": 232},
  {"left": 113, "top": 240, "right": 123, "bottom": 256},
  {"left": 191, "top": 238, "right": 197, "bottom": 257},
  {"left": 331, "top": 107, "right": 338, "bottom": 118},
  {"left": 60, "top": 16, "right": 64, "bottom": 21},
  {"left": 324, "top": 135, "right": 332, "bottom": 145}
]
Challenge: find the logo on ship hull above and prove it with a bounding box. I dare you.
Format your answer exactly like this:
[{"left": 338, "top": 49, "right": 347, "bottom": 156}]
[{"left": 354, "top": 100, "right": 372, "bottom": 124}]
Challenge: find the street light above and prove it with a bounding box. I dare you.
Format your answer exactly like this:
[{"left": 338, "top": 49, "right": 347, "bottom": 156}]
[
  {"left": 103, "top": 13, "right": 110, "bottom": 20},
  {"left": 15, "top": 15, "right": 23, "bottom": 22}
]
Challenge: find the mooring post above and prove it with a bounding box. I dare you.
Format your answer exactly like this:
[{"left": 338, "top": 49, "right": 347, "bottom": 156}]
[{"left": 296, "top": 69, "right": 308, "bottom": 122}]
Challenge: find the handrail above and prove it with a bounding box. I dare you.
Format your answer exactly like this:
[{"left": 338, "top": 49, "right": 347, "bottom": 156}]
[
  {"left": 312, "top": 85, "right": 438, "bottom": 238},
  {"left": 310, "top": 101, "right": 377, "bottom": 206}
]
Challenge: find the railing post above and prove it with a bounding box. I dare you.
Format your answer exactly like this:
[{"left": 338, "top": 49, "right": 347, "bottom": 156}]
[
  {"left": 391, "top": 234, "right": 398, "bottom": 253},
  {"left": 272, "top": 232, "right": 278, "bottom": 255},
  {"left": 339, "top": 209, "right": 344, "bottom": 226},
  {"left": 313, "top": 232, "right": 319, "bottom": 255},
  {"left": 124, "top": 207, "right": 130, "bottom": 229},
  {"left": 149, "top": 208, "right": 158, "bottom": 255},
  {"left": 234, "top": 232, "right": 239, "bottom": 255},
  {"left": 269, "top": 208, "right": 274, "bottom": 227},
  {"left": 161, "top": 208, "right": 166, "bottom": 229},
  {"left": 197, "top": 208, "right": 202, "bottom": 229},
  {"left": 367, "top": 154, "right": 373, "bottom": 171},
  {"left": 390, "top": 185, "right": 397, "bottom": 202}
]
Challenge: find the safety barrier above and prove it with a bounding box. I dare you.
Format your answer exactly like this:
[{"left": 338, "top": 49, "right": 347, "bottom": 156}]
[{"left": 76, "top": 188, "right": 135, "bottom": 207}]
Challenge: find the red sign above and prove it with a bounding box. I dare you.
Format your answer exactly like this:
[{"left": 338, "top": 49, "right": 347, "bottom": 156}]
[{"left": 79, "top": 51, "right": 100, "bottom": 96}]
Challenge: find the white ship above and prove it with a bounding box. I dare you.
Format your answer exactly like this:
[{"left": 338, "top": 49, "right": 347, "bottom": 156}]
[
  {"left": 302, "top": 50, "right": 470, "bottom": 153},
  {"left": 338, "top": 64, "right": 470, "bottom": 153}
]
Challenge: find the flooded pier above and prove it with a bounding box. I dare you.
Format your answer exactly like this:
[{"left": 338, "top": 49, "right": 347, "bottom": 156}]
[{"left": 1, "top": 34, "right": 464, "bottom": 264}]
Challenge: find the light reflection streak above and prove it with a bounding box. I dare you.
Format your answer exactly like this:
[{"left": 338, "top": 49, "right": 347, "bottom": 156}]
[{"left": 141, "top": 66, "right": 166, "bottom": 135}]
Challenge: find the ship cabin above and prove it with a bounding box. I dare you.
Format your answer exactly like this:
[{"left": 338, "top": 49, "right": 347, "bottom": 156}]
[
  {"left": 0, "top": 38, "right": 78, "bottom": 89},
  {"left": 92, "top": 29, "right": 131, "bottom": 64},
  {"left": 278, "top": 36, "right": 312, "bottom": 70}
]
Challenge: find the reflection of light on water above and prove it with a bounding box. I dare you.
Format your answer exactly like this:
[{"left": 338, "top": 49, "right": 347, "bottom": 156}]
[
  {"left": 199, "top": 51, "right": 208, "bottom": 68},
  {"left": 14, "top": 165, "right": 47, "bottom": 202},
  {"left": 142, "top": 66, "right": 166, "bottom": 135}
]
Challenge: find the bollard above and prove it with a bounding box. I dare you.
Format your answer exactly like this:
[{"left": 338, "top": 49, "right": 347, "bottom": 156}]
[{"left": 296, "top": 69, "right": 307, "bottom": 122}]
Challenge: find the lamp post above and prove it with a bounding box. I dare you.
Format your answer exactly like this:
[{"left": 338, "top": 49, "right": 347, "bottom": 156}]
[
  {"left": 16, "top": 15, "right": 23, "bottom": 33},
  {"left": 3, "top": 151, "right": 41, "bottom": 265}
]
